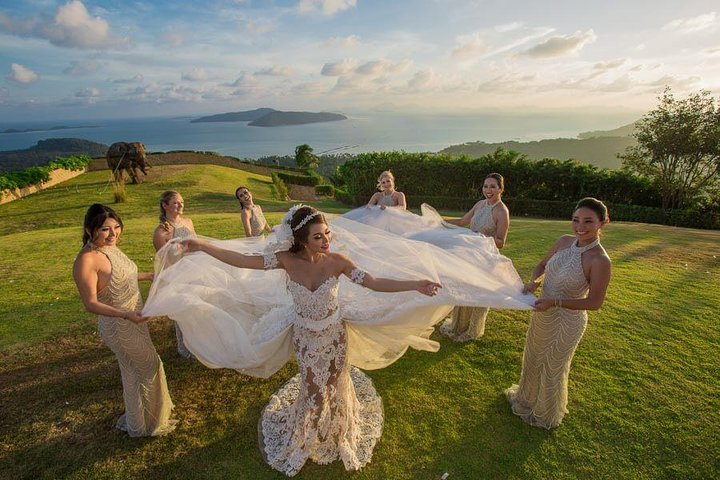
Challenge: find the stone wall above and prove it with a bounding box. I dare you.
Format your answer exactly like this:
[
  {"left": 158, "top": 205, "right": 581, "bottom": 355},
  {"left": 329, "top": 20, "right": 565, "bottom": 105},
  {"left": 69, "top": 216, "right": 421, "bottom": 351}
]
[{"left": 1, "top": 168, "right": 87, "bottom": 205}]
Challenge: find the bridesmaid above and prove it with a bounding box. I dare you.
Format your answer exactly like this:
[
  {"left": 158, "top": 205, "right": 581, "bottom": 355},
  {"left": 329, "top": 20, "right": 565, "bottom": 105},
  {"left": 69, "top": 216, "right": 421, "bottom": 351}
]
[
  {"left": 73, "top": 204, "right": 175, "bottom": 437},
  {"left": 153, "top": 190, "right": 196, "bottom": 358},
  {"left": 366, "top": 170, "right": 407, "bottom": 210},
  {"left": 235, "top": 186, "right": 270, "bottom": 237},
  {"left": 506, "top": 197, "right": 611, "bottom": 429},
  {"left": 441, "top": 173, "right": 510, "bottom": 341}
]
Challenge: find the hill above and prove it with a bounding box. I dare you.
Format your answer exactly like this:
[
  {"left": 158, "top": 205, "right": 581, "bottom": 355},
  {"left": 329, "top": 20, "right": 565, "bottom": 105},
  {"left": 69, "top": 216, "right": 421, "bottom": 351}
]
[
  {"left": 0, "top": 138, "right": 109, "bottom": 172},
  {"left": 440, "top": 135, "right": 636, "bottom": 169},
  {"left": 189, "top": 108, "right": 277, "bottom": 123},
  {"left": 577, "top": 122, "right": 637, "bottom": 139},
  {"left": 248, "top": 111, "right": 346, "bottom": 127}
]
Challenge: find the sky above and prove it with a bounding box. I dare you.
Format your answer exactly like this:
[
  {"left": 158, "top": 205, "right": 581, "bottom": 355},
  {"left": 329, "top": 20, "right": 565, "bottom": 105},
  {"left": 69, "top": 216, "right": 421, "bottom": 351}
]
[{"left": 0, "top": 0, "right": 719, "bottom": 121}]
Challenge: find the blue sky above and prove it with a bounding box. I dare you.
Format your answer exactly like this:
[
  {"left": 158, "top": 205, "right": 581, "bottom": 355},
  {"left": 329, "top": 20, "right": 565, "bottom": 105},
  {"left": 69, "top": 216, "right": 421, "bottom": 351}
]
[{"left": 1, "top": 0, "right": 718, "bottom": 120}]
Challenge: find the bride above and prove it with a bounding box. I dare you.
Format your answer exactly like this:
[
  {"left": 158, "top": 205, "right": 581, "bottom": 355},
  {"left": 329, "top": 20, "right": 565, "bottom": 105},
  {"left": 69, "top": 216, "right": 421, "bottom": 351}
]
[{"left": 143, "top": 205, "right": 534, "bottom": 476}]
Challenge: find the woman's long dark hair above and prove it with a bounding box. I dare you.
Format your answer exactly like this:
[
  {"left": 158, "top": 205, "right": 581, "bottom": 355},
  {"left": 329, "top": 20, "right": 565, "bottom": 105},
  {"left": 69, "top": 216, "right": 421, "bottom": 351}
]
[
  {"left": 289, "top": 206, "right": 326, "bottom": 253},
  {"left": 82, "top": 203, "right": 123, "bottom": 245}
]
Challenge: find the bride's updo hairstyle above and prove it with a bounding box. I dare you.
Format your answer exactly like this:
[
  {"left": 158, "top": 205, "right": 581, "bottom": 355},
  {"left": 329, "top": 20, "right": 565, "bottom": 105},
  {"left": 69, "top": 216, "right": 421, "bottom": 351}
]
[
  {"left": 289, "top": 206, "right": 326, "bottom": 253},
  {"left": 82, "top": 203, "right": 123, "bottom": 245},
  {"left": 575, "top": 197, "right": 610, "bottom": 224}
]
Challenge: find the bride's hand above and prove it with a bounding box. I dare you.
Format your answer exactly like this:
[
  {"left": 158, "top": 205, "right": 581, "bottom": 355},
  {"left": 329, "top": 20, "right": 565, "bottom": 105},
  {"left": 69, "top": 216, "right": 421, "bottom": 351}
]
[
  {"left": 180, "top": 238, "right": 206, "bottom": 253},
  {"left": 417, "top": 280, "right": 442, "bottom": 297}
]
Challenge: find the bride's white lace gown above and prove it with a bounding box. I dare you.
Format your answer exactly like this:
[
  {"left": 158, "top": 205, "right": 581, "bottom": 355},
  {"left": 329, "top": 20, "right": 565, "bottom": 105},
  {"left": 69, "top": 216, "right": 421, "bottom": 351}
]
[
  {"left": 259, "top": 255, "right": 382, "bottom": 475},
  {"left": 143, "top": 215, "right": 534, "bottom": 475},
  {"left": 505, "top": 238, "right": 601, "bottom": 429}
]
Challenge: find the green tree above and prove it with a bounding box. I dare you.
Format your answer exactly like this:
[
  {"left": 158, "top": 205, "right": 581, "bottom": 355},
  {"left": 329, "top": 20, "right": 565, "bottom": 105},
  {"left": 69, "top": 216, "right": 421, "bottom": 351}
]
[
  {"left": 295, "top": 144, "right": 319, "bottom": 170},
  {"left": 620, "top": 87, "right": 720, "bottom": 209}
]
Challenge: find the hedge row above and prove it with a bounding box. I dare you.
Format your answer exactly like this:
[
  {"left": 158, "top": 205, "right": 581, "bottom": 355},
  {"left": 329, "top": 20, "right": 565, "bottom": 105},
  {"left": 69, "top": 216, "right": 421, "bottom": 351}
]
[
  {"left": 277, "top": 171, "right": 323, "bottom": 187},
  {"left": 337, "top": 150, "right": 662, "bottom": 207},
  {"left": 0, "top": 155, "right": 93, "bottom": 191},
  {"left": 404, "top": 196, "right": 719, "bottom": 230}
]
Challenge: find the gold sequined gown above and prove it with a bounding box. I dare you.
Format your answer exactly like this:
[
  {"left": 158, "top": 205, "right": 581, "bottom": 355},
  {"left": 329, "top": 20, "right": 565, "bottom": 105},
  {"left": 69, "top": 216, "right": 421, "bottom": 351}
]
[
  {"left": 246, "top": 204, "right": 269, "bottom": 237},
  {"left": 95, "top": 246, "right": 175, "bottom": 437},
  {"left": 440, "top": 200, "right": 503, "bottom": 342},
  {"left": 505, "top": 238, "right": 601, "bottom": 429}
]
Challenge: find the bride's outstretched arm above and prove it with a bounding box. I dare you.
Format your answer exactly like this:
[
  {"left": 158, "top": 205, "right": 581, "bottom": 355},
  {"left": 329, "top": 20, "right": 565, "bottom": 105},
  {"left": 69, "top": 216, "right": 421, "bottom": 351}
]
[
  {"left": 338, "top": 255, "right": 440, "bottom": 296},
  {"left": 180, "top": 238, "right": 268, "bottom": 270}
]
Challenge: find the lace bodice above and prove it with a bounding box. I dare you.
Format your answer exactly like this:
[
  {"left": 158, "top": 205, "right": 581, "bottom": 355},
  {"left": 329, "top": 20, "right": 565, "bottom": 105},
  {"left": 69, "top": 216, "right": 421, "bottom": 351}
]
[
  {"left": 248, "top": 205, "right": 269, "bottom": 237},
  {"left": 378, "top": 192, "right": 398, "bottom": 207},
  {"left": 96, "top": 246, "right": 142, "bottom": 313},
  {"left": 287, "top": 276, "right": 341, "bottom": 331},
  {"left": 469, "top": 201, "right": 501, "bottom": 236},
  {"left": 541, "top": 238, "right": 600, "bottom": 301}
]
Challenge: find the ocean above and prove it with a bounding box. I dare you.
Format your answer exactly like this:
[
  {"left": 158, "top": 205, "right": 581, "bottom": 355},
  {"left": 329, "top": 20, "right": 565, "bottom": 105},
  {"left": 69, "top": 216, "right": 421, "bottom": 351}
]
[{"left": 0, "top": 111, "right": 638, "bottom": 159}]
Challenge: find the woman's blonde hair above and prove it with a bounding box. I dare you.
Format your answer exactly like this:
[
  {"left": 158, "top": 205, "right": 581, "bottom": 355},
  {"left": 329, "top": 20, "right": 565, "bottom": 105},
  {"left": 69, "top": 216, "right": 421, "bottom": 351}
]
[
  {"left": 159, "top": 190, "right": 180, "bottom": 232},
  {"left": 376, "top": 170, "right": 395, "bottom": 190}
]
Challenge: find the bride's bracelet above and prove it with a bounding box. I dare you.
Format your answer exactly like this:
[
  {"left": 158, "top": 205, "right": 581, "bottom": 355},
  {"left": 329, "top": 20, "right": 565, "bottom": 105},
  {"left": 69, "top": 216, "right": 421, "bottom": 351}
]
[{"left": 553, "top": 299, "right": 563, "bottom": 308}]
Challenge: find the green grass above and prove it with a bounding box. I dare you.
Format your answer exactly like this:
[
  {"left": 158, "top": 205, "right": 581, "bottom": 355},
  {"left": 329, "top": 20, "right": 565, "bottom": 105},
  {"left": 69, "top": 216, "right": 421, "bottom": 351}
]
[{"left": 1, "top": 164, "right": 719, "bottom": 479}]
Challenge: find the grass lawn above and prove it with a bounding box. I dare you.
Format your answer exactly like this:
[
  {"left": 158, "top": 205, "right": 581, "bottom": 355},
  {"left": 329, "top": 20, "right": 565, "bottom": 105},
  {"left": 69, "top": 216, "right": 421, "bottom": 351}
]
[{"left": 0, "top": 164, "right": 718, "bottom": 479}]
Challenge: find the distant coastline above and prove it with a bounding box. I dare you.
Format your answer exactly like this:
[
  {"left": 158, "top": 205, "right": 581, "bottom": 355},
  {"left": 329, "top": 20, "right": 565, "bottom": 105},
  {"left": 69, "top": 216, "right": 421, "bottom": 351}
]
[
  {"left": 192, "top": 108, "right": 347, "bottom": 127},
  {"left": 1, "top": 125, "right": 99, "bottom": 134}
]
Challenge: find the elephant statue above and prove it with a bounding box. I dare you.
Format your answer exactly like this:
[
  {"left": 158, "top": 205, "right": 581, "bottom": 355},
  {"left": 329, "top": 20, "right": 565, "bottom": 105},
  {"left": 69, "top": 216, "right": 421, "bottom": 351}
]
[{"left": 106, "top": 142, "right": 150, "bottom": 184}]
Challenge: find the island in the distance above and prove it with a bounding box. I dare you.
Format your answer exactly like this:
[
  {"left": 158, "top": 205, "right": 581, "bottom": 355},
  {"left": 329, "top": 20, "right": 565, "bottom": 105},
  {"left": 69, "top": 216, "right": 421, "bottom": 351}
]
[
  {"left": 1, "top": 125, "right": 98, "bottom": 134},
  {"left": 191, "top": 108, "right": 347, "bottom": 127}
]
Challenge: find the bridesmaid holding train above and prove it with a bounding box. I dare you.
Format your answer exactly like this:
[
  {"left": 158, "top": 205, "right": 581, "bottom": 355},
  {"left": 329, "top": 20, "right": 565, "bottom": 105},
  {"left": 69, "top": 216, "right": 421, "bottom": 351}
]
[
  {"left": 441, "top": 173, "right": 510, "bottom": 341},
  {"left": 506, "top": 197, "right": 611, "bottom": 429},
  {"left": 73, "top": 204, "right": 175, "bottom": 437},
  {"left": 153, "top": 190, "right": 197, "bottom": 359}
]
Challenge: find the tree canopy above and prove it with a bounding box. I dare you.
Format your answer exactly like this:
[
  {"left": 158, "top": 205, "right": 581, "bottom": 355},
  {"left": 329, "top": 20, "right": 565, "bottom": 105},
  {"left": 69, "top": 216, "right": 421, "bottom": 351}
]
[
  {"left": 620, "top": 87, "right": 720, "bottom": 209},
  {"left": 294, "top": 144, "right": 319, "bottom": 170}
]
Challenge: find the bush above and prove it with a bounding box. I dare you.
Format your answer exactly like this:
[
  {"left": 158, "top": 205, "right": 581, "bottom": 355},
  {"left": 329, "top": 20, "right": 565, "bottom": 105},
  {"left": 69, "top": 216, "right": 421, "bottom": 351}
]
[
  {"left": 112, "top": 181, "right": 127, "bottom": 203},
  {"left": 315, "top": 184, "right": 335, "bottom": 196},
  {"left": 271, "top": 172, "right": 289, "bottom": 201},
  {"left": 337, "top": 150, "right": 663, "bottom": 207},
  {"left": 0, "top": 155, "right": 92, "bottom": 192},
  {"left": 277, "top": 171, "right": 322, "bottom": 187}
]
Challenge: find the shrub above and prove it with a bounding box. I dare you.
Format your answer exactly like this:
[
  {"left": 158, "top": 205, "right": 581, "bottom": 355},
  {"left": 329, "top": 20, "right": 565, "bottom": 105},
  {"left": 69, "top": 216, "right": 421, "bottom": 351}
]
[
  {"left": 0, "top": 155, "right": 92, "bottom": 192},
  {"left": 277, "top": 171, "right": 322, "bottom": 187},
  {"left": 271, "top": 172, "right": 289, "bottom": 201},
  {"left": 112, "top": 181, "right": 127, "bottom": 203},
  {"left": 315, "top": 184, "right": 335, "bottom": 196}
]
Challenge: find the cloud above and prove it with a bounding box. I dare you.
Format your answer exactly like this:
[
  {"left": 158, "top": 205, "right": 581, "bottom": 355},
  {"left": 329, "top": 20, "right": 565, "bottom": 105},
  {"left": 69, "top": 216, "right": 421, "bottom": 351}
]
[
  {"left": 321, "top": 58, "right": 358, "bottom": 76},
  {"left": 495, "top": 22, "right": 524, "bottom": 33},
  {"left": 324, "top": 35, "right": 360, "bottom": 48},
  {"left": 478, "top": 73, "right": 536, "bottom": 93},
  {"left": 75, "top": 87, "right": 100, "bottom": 98},
  {"left": 408, "top": 69, "right": 436, "bottom": 90},
  {"left": 593, "top": 58, "right": 626, "bottom": 71},
  {"left": 593, "top": 74, "right": 634, "bottom": 92},
  {"left": 521, "top": 29, "right": 596, "bottom": 58},
  {"left": 0, "top": 0, "right": 129, "bottom": 50},
  {"left": 63, "top": 60, "right": 100, "bottom": 76},
  {"left": 255, "top": 65, "right": 295, "bottom": 76},
  {"left": 355, "top": 59, "right": 411, "bottom": 76},
  {"left": 160, "top": 32, "right": 184, "bottom": 48},
  {"left": 112, "top": 74, "right": 144, "bottom": 84},
  {"left": 451, "top": 32, "right": 490, "bottom": 59},
  {"left": 181, "top": 68, "right": 208, "bottom": 81},
  {"left": 663, "top": 12, "right": 717, "bottom": 34},
  {"left": 645, "top": 74, "right": 701, "bottom": 90},
  {"left": 297, "top": 0, "right": 357, "bottom": 15},
  {"left": 6, "top": 64, "right": 38, "bottom": 84}
]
